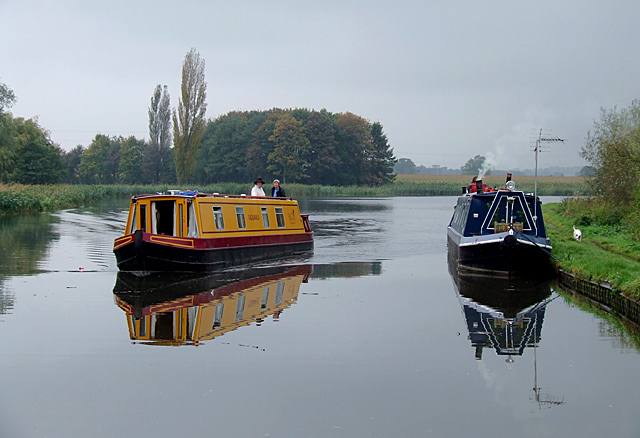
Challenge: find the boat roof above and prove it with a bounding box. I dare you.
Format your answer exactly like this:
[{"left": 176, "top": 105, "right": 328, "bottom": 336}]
[{"left": 130, "top": 191, "right": 293, "bottom": 202}]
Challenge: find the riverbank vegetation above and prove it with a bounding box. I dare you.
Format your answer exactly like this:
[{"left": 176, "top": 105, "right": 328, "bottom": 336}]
[
  {"left": 544, "top": 201, "right": 640, "bottom": 299},
  {"left": 0, "top": 175, "right": 589, "bottom": 215},
  {"left": 544, "top": 99, "right": 640, "bottom": 300}
]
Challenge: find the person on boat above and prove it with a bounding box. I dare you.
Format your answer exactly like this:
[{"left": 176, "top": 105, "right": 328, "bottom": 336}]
[
  {"left": 251, "top": 177, "right": 266, "bottom": 197},
  {"left": 271, "top": 179, "right": 287, "bottom": 198},
  {"left": 468, "top": 176, "right": 478, "bottom": 193}
]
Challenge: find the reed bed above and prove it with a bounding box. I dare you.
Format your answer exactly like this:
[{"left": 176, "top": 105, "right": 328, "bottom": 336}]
[{"left": 0, "top": 176, "right": 590, "bottom": 214}]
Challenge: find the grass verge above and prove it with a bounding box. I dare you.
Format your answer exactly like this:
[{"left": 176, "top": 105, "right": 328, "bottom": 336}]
[{"left": 543, "top": 202, "right": 640, "bottom": 300}]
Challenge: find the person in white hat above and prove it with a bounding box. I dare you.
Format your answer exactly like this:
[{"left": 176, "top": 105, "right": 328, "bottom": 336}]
[{"left": 251, "top": 177, "right": 266, "bottom": 197}]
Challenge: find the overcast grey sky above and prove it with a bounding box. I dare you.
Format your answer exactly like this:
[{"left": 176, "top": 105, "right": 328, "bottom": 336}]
[{"left": 2, "top": 1, "right": 639, "bottom": 170}]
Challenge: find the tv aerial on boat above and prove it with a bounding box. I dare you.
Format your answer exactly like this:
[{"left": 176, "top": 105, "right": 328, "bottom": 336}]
[{"left": 531, "top": 129, "right": 565, "bottom": 222}]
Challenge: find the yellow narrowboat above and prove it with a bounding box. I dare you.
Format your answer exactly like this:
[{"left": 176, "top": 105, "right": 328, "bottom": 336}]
[{"left": 113, "top": 190, "right": 313, "bottom": 272}]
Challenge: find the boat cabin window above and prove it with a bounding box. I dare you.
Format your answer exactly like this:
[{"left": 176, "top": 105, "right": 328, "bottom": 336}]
[
  {"left": 212, "top": 206, "right": 225, "bottom": 230},
  {"left": 236, "top": 207, "right": 247, "bottom": 229},
  {"left": 489, "top": 196, "right": 531, "bottom": 231},
  {"left": 261, "top": 207, "right": 270, "bottom": 228},
  {"left": 275, "top": 281, "right": 285, "bottom": 305},
  {"left": 275, "top": 207, "right": 286, "bottom": 228},
  {"left": 129, "top": 205, "right": 138, "bottom": 234},
  {"left": 212, "top": 303, "right": 224, "bottom": 329},
  {"left": 139, "top": 204, "right": 147, "bottom": 232},
  {"left": 131, "top": 315, "right": 146, "bottom": 337},
  {"left": 187, "top": 202, "right": 199, "bottom": 237},
  {"left": 261, "top": 286, "right": 270, "bottom": 309},
  {"left": 235, "top": 295, "right": 246, "bottom": 321},
  {"left": 151, "top": 200, "right": 175, "bottom": 236},
  {"left": 451, "top": 198, "right": 470, "bottom": 232}
]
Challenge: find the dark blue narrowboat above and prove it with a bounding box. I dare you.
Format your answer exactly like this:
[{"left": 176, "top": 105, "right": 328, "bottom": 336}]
[{"left": 447, "top": 175, "right": 553, "bottom": 276}]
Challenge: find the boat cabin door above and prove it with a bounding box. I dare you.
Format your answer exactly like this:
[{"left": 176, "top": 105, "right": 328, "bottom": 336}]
[
  {"left": 130, "top": 198, "right": 194, "bottom": 237},
  {"left": 151, "top": 200, "right": 175, "bottom": 236}
]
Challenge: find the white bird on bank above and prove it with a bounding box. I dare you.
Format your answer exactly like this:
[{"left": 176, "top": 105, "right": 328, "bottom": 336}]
[{"left": 573, "top": 225, "right": 582, "bottom": 242}]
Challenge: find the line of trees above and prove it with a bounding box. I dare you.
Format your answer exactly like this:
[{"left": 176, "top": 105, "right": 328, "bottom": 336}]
[
  {"left": 0, "top": 47, "right": 396, "bottom": 187},
  {"left": 194, "top": 108, "right": 396, "bottom": 186}
]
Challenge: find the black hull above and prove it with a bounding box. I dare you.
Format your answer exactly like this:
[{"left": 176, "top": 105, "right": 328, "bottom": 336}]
[
  {"left": 115, "top": 230, "right": 314, "bottom": 272},
  {"left": 447, "top": 234, "right": 553, "bottom": 278}
]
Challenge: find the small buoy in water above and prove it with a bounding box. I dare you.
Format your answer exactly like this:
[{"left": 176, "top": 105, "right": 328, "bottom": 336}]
[{"left": 79, "top": 267, "right": 84, "bottom": 271}]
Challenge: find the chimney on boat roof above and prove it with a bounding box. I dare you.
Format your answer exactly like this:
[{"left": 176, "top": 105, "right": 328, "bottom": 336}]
[
  {"left": 506, "top": 173, "right": 512, "bottom": 183},
  {"left": 475, "top": 179, "right": 483, "bottom": 194}
]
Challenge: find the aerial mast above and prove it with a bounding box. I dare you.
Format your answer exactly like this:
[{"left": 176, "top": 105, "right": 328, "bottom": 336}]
[{"left": 532, "top": 129, "right": 565, "bottom": 231}]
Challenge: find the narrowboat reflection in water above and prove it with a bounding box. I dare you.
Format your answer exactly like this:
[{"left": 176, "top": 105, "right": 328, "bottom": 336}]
[
  {"left": 449, "top": 256, "right": 556, "bottom": 361},
  {"left": 449, "top": 258, "right": 566, "bottom": 407},
  {"left": 114, "top": 262, "right": 381, "bottom": 346}
]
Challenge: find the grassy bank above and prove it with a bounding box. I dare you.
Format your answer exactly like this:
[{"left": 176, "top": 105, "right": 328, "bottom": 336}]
[{"left": 543, "top": 201, "right": 640, "bottom": 300}]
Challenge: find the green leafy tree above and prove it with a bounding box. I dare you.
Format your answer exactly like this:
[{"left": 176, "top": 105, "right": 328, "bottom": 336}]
[
  {"left": 245, "top": 110, "right": 286, "bottom": 182},
  {"left": 367, "top": 122, "right": 396, "bottom": 185},
  {"left": 145, "top": 85, "right": 172, "bottom": 183},
  {"left": 173, "top": 48, "right": 207, "bottom": 184},
  {"left": 335, "top": 112, "right": 373, "bottom": 185},
  {"left": 461, "top": 155, "right": 490, "bottom": 176},
  {"left": 267, "top": 115, "right": 311, "bottom": 183},
  {"left": 0, "top": 80, "right": 17, "bottom": 182},
  {"left": 61, "top": 145, "right": 85, "bottom": 184},
  {"left": 303, "top": 109, "right": 341, "bottom": 185},
  {"left": 578, "top": 165, "right": 596, "bottom": 177},
  {"left": 581, "top": 100, "right": 640, "bottom": 205},
  {"left": 79, "top": 134, "right": 121, "bottom": 184},
  {"left": 10, "top": 117, "right": 65, "bottom": 184},
  {"left": 118, "top": 136, "right": 145, "bottom": 184},
  {"left": 0, "top": 79, "right": 16, "bottom": 113},
  {"left": 198, "top": 111, "right": 253, "bottom": 183},
  {"left": 395, "top": 158, "right": 417, "bottom": 174},
  {"left": 0, "top": 112, "right": 16, "bottom": 183}
]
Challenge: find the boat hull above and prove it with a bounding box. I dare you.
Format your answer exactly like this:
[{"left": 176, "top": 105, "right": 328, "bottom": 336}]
[
  {"left": 447, "top": 228, "right": 553, "bottom": 277},
  {"left": 114, "top": 230, "right": 314, "bottom": 272}
]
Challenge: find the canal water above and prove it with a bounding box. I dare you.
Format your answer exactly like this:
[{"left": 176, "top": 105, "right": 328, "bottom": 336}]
[{"left": 0, "top": 197, "right": 639, "bottom": 437}]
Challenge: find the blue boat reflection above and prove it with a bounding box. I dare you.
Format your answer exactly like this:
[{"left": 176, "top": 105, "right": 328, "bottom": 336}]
[{"left": 448, "top": 256, "right": 555, "bottom": 361}]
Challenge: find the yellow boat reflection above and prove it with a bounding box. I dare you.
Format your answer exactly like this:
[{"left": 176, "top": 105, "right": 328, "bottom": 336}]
[{"left": 114, "top": 265, "right": 312, "bottom": 346}]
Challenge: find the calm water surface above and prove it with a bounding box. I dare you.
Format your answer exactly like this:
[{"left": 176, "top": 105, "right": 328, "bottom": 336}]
[{"left": 0, "top": 197, "right": 639, "bottom": 437}]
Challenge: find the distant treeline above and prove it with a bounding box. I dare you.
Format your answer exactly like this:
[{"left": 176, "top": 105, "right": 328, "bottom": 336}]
[
  {"left": 0, "top": 107, "right": 396, "bottom": 187},
  {"left": 394, "top": 157, "right": 592, "bottom": 177}
]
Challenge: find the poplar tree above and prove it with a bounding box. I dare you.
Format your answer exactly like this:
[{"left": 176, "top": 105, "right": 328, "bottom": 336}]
[
  {"left": 173, "top": 48, "right": 207, "bottom": 184},
  {"left": 146, "top": 85, "right": 172, "bottom": 183}
]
